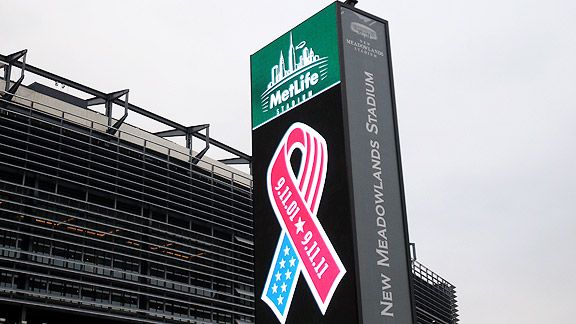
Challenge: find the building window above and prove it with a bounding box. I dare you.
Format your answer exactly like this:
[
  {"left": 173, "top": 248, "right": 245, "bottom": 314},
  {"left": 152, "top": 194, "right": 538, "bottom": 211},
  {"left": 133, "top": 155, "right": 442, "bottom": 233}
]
[
  {"left": 149, "top": 299, "right": 164, "bottom": 313},
  {"left": 81, "top": 286, "right": 96, "bottom": 301},
  {"left": 48, "top": 281, "right": 65, "bottom": 297},
  {"left": 64, "top": 283, "right": 80, "bottom": 298},
  {"left": 30, "top": 277, "right": 48, "bottom": 294},
  {"left": 0, "top": 272, "right": 15, "bottom": 288},
  {"left": 0, "top": 232, "right": 19, "bottom": 258}
]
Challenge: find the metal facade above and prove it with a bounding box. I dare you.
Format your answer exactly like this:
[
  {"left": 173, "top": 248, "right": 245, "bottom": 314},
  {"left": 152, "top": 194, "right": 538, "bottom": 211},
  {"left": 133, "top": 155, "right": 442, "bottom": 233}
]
[
  {"left": 0, "top": 85, "right": 254, "bottom": 324},
  {"left": 412, "top": 260, "right": 459, "bottom": 324}
]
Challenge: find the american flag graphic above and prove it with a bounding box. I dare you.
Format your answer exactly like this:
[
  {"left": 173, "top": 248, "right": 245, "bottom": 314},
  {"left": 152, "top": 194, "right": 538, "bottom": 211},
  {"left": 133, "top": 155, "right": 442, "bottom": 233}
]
[{"left": 262, "top": 233, "right": 301, "bottom": 322}]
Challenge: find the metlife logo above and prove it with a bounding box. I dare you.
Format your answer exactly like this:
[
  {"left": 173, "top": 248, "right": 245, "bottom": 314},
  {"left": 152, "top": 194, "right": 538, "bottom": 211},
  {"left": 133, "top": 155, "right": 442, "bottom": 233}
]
[
  {"left": 251, "top": 4, "right": 340, "bottom": 129},
  {"left": 260, "top": 33, "right": 327, "bottom": 115}
]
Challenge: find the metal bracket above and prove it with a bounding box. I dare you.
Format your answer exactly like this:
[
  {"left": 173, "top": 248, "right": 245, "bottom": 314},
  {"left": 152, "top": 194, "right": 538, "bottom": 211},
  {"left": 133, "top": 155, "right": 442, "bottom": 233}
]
[
  {"left": 218, "top": 157, "right": 251, "bottom": 165},
  {"left": 86, "top": 89, "right": 129, "bottom": 135},
  {"left": 155, "top": 124, "right": 210, "bottom": 164},
  {"left": 0, "top": 49, "right": 27, "bottom": 105},
  {"left": 410, "top": 243, "right": 417, "bottom": 261},
  {"left": 344, "top": 0, "right": 359, "bottom": 7}
]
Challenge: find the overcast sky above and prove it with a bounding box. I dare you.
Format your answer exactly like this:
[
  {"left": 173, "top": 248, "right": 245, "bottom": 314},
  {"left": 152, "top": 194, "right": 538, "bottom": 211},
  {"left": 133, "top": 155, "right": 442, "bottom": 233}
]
[{"left": 2, "top": 0, "right": 576, "bottom": 323}]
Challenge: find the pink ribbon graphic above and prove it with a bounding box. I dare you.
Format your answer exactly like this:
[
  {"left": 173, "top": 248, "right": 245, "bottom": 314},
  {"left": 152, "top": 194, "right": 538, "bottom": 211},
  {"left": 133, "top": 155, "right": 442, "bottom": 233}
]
[{"left": 263, "top": 122, "right": 346, "bottom": 320}]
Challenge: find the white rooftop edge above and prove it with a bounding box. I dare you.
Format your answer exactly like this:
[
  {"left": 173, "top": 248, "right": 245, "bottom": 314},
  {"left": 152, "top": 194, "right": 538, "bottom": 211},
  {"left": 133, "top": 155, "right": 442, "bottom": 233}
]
[{"left": 1, "top": 80, "right": 252, "bottom": 187}]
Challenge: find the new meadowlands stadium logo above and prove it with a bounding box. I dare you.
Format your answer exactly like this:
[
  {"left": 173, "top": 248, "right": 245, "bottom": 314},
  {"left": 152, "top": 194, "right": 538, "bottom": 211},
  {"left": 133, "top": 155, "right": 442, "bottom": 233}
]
[{"left": 260, "top": 33, "right": 329, "bottom": 116}]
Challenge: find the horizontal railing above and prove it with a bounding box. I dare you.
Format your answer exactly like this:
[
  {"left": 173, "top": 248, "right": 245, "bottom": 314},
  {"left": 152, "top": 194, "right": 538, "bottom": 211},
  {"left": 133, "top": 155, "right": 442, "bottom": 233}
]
[{"left": 0, "top": 88, "right": 252, "bottom": 188}]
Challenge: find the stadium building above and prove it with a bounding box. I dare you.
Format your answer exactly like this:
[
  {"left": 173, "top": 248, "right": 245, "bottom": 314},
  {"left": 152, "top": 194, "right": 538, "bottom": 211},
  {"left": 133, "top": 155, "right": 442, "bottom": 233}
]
[
  {"left": 0, "top": 50, "right": 457, "bottom": 324},
  {"left": 0, "top": 50, "right": 254, "bottom": 324}
]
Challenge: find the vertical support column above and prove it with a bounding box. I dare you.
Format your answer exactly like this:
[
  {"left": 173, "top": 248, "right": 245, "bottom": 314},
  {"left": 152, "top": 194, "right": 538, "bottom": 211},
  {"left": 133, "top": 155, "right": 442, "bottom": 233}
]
[
  {"left": 3, "top": 64, "right": 11, "bottom": 91},
  {"left": 86, "top": 89, "right": 129, "bottom": 135},
  {"left": 105, "top": 101, "right": 113, "bottom": 127},
  {"left": 186, "top": 133, "right": 193, "bottom": 160},
  {"left": 1, "top": 49, "right": 27, "bottom": 104},
  {"left": 19, "top": 306, "right": 27, "bottom": 324}
]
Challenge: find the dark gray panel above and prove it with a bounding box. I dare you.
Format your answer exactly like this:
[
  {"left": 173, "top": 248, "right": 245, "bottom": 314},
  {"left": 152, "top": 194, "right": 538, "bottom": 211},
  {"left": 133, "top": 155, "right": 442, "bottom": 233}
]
[{"left": 340, "top": 6, "right": 414, "bottom": 324}]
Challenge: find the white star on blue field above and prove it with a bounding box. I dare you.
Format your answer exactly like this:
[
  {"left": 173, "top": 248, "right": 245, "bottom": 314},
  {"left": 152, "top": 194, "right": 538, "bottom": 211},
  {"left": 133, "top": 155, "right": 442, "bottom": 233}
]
[{"left": 264, "top": 234, "right": 300, "bottom": 316}]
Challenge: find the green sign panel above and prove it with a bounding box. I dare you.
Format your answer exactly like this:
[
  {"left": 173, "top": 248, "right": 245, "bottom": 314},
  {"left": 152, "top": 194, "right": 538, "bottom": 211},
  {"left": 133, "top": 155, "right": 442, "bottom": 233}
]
[{"left": 250, "top": 3, "right": 341, "bottom": 129}]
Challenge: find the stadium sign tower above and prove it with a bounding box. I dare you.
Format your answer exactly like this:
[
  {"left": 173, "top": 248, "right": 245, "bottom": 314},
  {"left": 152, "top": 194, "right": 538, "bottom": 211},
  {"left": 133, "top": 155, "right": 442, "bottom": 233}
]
[{"left": 251, "top": 2, "right": 416, "bottom": 323}]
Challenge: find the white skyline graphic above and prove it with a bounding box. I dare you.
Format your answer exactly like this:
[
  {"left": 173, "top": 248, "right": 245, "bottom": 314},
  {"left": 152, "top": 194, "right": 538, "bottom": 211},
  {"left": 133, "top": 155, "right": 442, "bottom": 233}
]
[
  {"left": 260, "top": 33, "right": 329, "bottom": 114},
  {"left": 267, "top": 33, "right": 324, "bottom": 89}
]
